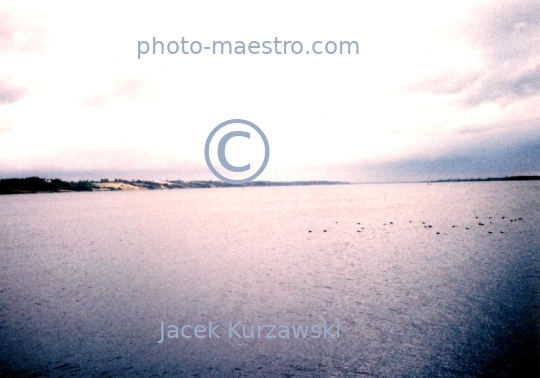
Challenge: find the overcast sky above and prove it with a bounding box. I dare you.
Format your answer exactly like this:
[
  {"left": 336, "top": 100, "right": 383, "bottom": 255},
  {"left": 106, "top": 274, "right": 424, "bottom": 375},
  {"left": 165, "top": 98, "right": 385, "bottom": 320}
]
[{"left": 0, "top": 0, "right": 539, "bottom": 182}]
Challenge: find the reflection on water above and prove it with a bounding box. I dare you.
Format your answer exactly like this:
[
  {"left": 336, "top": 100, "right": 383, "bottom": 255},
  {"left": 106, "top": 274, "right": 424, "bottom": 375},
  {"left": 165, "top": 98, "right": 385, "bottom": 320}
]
[{"left": 1, "top": 182, "right": 539, "bottom": 377}]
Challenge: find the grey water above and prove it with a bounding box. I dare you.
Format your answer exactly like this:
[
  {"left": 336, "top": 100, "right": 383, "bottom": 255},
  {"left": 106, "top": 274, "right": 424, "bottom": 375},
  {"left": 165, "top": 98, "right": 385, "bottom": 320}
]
[{"left": 1, "top": 182, "right": 539, "bottom": 377}]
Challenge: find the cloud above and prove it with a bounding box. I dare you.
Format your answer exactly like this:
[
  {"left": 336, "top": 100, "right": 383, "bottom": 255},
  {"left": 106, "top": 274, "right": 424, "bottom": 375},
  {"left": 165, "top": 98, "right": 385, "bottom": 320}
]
[
  {"left": 0, "top": 12, "right": 15, "bottom": 50},
  {"left": 335, "top": 136, "right": 540, "bottom": 182},
  {"left": 0, "top": 9, "right": 45, "bottom": 55},
  {"left": 470, "top": 0, "right": 540, "bottom": 62},
  {"left": 0, "top": 120, "right": 14, "bottom": 135},
  {"left": 463, "top": 64, "right": 540, "bottom": 106},
  {"left": 1, "top": 1, "right": 538, "bottom": 182},
  {"left": 82, "top": 79, "right": 149, "bottom": 108},
  {"left": 0, "top": 78, "right": 26, "bottom": 105},
  {"left": 512, "top": 65, "right": 540, "bottom": 96},
  {"left": 409, "top": 71, "right": 480, "bottom": 96},
  {"left": 409, "top": 0, "right": 540, "bottom": 107},
  {"left": 391, "top": 140, "right": 540, "bottom": 179}
]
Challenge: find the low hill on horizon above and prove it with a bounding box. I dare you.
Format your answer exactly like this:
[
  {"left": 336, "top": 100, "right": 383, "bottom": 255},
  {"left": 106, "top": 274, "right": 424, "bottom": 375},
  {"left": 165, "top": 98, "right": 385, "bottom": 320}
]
[
  {"left": 1, "top": 175, "right": 538, "bottom": 195},
  {"left": 0, "top": 177, "right": 349, "bottom": 195}
]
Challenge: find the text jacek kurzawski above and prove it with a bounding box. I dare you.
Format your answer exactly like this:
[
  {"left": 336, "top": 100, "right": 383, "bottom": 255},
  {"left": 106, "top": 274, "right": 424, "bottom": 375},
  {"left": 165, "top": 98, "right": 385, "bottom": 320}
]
[{"left": 157, "top": 321, "right": 341, "bottom": 343}]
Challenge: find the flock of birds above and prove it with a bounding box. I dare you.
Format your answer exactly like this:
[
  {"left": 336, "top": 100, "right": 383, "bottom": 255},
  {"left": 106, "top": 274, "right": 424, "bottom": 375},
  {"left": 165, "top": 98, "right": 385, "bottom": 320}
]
[{"left": 308, "top": 216, "right": 525, "bottom": 235}]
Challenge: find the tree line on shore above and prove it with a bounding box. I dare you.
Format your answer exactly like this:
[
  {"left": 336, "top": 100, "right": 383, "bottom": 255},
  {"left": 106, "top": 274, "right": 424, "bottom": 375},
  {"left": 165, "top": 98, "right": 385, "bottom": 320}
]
[
  {"left": 0, "top": 177, "right": 94, "bottom": 194},
  {"left": 2, "top": 175, "right": 537, "bottom": 195},
  {"left": 0, "top": 177, "right": 348, "bottom": 195}
]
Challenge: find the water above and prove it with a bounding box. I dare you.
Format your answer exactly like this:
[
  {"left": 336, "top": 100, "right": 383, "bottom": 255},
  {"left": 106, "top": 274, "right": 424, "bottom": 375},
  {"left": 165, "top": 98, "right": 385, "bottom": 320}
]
[{"left": 1, "top": 182, "right": 539, "bottom": 377}]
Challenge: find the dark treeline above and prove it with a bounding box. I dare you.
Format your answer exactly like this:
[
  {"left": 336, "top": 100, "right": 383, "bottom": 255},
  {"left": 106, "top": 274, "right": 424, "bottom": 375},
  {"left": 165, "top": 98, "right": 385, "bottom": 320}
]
[
  {"left": 0, "top": 177, "right": 348, "bottom": 195},
  {"left": 0, "top": 177, "right": 95, "bottom": 195},
  {"left": 428, "top": 175, "right": 540, "bottom": 183}
]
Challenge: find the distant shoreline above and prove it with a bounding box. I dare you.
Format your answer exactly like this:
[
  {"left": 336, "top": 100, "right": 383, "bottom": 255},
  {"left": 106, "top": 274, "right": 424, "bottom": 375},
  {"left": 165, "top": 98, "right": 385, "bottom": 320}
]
[
  {"left": 0, "top": 177, "right": 349, "bottom": 195},
  {"left": 425, "top": 175, "right": 540, "bottom": 183},
  {"left": 0, "top": 175, "right": 538, "bottom": 195}
]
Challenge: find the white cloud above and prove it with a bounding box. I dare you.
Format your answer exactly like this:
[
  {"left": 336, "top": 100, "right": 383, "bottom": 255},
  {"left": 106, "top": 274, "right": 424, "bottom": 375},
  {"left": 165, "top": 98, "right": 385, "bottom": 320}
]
[{"left": 0, "top": 0, "right": 538, "bottom": 181}]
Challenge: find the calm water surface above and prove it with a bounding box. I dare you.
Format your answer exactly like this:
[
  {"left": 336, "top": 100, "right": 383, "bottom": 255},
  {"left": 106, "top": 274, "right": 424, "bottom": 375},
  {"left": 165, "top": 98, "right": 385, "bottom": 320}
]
[{"left": 1, "top": 182, "right": 539, "bottom": 377}]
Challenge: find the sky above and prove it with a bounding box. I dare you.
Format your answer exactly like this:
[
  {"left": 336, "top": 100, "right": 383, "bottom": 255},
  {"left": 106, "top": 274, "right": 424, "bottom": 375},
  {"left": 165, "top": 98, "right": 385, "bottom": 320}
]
[{"left": 0, "top": 0, "right": 539, "bottom": 182}]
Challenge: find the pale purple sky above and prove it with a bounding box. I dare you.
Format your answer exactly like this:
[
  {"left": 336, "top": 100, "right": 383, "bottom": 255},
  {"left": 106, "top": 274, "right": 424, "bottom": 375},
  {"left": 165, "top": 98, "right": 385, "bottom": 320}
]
[{"left": 0, "top": 0, "right": 539, "bottom": 182}]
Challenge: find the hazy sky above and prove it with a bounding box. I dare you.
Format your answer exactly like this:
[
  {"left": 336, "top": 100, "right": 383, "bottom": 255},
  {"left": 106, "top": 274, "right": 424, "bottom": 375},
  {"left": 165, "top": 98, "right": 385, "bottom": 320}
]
[{"left": 0, "top": 0, "right": 539, "bottom": 182}]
